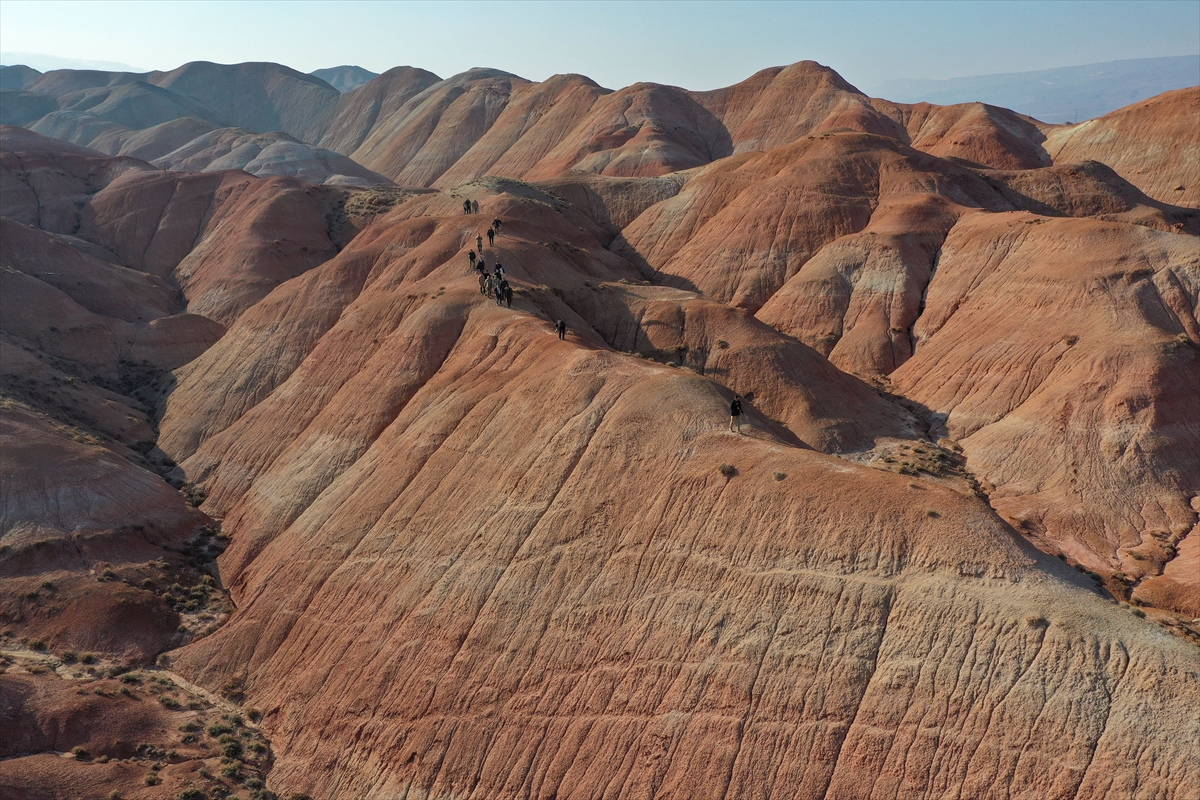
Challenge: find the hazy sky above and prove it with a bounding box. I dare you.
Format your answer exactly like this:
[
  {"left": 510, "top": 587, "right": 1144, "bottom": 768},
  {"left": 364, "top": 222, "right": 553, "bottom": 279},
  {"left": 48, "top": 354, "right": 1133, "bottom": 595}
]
[{"left": 2, "top": 0, "right": 1197, "bottom": 91}]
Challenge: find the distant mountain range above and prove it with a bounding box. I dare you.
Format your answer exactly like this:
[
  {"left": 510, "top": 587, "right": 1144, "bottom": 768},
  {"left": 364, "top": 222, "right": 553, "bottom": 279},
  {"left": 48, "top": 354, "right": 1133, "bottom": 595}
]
[
  {"left": 867, "top": 55, "right": 1199, "bottom": 123},
  {"left": 0, "top": 51, "right": 147, "bottom": 73}
]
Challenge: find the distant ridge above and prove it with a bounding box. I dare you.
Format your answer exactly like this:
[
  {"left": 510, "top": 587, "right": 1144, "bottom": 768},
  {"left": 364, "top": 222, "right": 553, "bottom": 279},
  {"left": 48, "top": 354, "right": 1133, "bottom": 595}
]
[
  {"left": 310, "top": 65, "right": 379, "bottom": 92},
  {"left": 869, "top": 55, "right": 1200, "bottom": 123}
]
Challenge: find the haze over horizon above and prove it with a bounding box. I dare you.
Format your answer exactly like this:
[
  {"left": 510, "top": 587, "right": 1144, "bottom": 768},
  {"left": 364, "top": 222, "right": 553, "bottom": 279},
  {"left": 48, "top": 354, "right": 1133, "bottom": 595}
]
[{"left": 1, "top": 0, "right": 1197, "bottom": 93}]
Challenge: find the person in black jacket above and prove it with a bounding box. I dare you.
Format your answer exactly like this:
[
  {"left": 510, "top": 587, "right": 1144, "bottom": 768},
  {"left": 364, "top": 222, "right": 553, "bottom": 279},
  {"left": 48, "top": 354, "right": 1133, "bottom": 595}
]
[
  {"left": 554, "top": 319, "right": 567, "bottom": 340},
  {"left": 729, "top": 395, "right": 743, "bottom": 433},
  {"left": 492, "top": 218, "right": 502, "bottom": 234}
]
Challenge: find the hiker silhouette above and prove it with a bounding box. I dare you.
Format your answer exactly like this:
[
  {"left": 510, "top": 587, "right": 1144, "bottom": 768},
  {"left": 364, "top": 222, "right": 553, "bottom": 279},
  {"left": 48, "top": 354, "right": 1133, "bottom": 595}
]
[
  {"left": 471, "top": 199, "right": 479, "bottom": 214},
  {"left": 462, "top": 199, "right": 471, "bottom": 215},
  {"left": 487, "top": 228, "right": 495, "bottom": 246},
  {"left": 555, "top": 320, "right": 566, "bottom": 340}
]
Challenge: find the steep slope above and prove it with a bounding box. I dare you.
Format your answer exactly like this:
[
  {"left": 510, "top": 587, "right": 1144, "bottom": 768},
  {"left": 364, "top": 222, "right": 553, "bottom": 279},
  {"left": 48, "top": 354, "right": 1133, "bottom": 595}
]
[
  {"left": 148, "top": 189, "right": 1200, "bottom": 800},
  {"left": 0, "top": 218, "right": 220, "bottom": 668},
  {"left": 317, "top": 66, "right": 443, "bottom": 156},
  {"left": 888, "top": 213, "right": 1200, "bottom": 612},
  {"left": 616, "top": 131, "right": 1010, "bottom": 312},
  {"left": 78, "top": 167, "right": 349, "bottom": 324},
  {"left": 348, "top": 68, "right": 530, "bottom": 186},
  {"left": 754, "top": 162, "right": 1198, "bottom": 379},
  {"left": 870, "top": 100, "right": 1053, "bottom": 170},
  {"left": 694, "top": 61, "right": 901, "bottom": 151},
  {"left": 1043, "top": 86, "right": 1200, "bottom": 207},
  {"left": 431, "top": 73, "right": 611, "bottom": 186}
]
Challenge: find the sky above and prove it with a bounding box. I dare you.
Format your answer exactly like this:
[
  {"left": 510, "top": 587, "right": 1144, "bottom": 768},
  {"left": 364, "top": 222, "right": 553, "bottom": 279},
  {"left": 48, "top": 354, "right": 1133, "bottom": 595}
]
[{"left": 1, "top": 0, "right": 1198, "bottom": 92}]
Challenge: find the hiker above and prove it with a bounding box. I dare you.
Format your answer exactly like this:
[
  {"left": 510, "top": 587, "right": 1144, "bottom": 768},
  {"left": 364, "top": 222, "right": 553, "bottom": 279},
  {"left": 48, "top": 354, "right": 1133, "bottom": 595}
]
[
  {"left": 478, "top": 272, "right": 489, "bottom": 296},
  {"left": 492, "top": 218, "right": 502, "bottom": 234},
  {"left": 555, "top": 319, "right": 566, "bottom": 340},
  {"left": 471, "top": 199, "right": 479, "bottom": 214},
  {"left": 503, "top": 282, "right": 513, "bottom": 308},
  {"left": 494, "top": 262, "right": 504, "bottom": 278},
  {"left": 487, "top": 228, "right": 495, "bottom": 247},
  {"left": 494, "top": 282, "right": 505, "bottom": 306},
  {"left": 729, "top": 395, "right": 743, "bottom": 433},
  {"left": 463, "top": 199, "right": 471, "bottom": 215},
  {"left": 476, "top": 233, "right": 484, "bottom": 252},
  {"left": 467, "top": 250, "right": 477, "bottom": 270}
]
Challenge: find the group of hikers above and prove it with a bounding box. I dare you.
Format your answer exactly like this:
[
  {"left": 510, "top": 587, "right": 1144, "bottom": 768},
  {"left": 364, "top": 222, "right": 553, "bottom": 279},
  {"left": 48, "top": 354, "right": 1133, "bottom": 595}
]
[
  {"left": 462, "top": 208, "right": 570, "bottom": 338},
  {"left": 459, "top": 203, "right": 753, "bottom": 433},
  {"left": 467, "top": 217, "right": 516, "bottom": 307}
]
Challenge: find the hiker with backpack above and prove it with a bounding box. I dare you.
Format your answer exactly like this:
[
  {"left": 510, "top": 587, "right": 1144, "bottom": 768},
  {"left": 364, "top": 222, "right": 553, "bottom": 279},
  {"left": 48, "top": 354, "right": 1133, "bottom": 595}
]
[
  {"left": 463, "top": 199, "right": 471, "bottom": 215},
  {"left": 729, "top": 395, "right": 743, "bottom": 433},
  {"left": 555, "top": 319, "right": 567, "bottom": 340}
]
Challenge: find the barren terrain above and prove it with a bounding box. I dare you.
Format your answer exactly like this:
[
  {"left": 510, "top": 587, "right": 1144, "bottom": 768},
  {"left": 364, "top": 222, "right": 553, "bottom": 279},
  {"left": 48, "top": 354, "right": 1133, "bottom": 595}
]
[{"left": 1, "top": 59, "right": 1197, "bottom": 800}]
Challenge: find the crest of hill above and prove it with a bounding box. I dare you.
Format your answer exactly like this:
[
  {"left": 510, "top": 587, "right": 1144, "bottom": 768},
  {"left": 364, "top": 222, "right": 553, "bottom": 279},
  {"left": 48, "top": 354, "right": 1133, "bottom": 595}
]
[
  {"left": 148, "top": 61, "right": 341, "bottom": 144},
  {"left": 317, "top": 65, "right": 443, "bottom": 155},
  {"left": 0, "top": 63, "right": 42, "bottom": 90},
  {"left": 310, "top": 65, "right": 379, "bottom": 92},
  {"left": 1044, "top": 86, "right": 1200, "bottom": 207}
]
